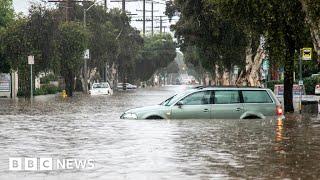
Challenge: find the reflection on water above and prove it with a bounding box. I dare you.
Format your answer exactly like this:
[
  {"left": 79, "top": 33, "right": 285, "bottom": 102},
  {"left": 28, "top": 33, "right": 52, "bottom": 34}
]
[
  {"left": 0, "top": 85, "right": 320, "bottom": 180},
  {"left": 275, "top": 118, "right": 283, "bottom": 143}
]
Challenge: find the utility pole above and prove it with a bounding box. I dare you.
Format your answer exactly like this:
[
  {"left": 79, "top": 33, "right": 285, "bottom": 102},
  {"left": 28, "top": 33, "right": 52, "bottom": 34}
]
[
  {"left": 160, "top": 16, "right": 162, "bottom": 34},
  {"left": 151, "top": 0, "right": 154, "bottom": 36},
  {"left": 48, "top": 0, "right": 87, "bottom": 21},
  {"left": 143, "top": 0, "right": 146, "bottom": 36},
  {"left": 122, "top": 0, "right": 125, "bottom": 13},
  {"left": 105, "top": 0, "right": 107, "bottom": 9},
  {"left": 299, "top": 49, "right": 303, "bottom": 114},
  {"left": 28, "top": 56, "right": 34, "bottom": 99}
]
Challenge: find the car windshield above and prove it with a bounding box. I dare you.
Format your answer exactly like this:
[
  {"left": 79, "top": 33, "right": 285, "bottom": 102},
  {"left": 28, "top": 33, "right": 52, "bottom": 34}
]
[
  {"left": 161, "top": 90, "right": 194, "bottom": 106},
  {"left": 160, "top": 94, "right": 177, "bottom": 106},
  {"left": 93, "top": 83, "right": 109, "bottom": 89}
]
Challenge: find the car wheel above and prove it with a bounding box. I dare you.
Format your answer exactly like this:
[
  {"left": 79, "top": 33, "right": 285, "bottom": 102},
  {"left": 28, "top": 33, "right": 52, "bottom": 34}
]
[{"left": 146, "top": 116, "right": 163, "bottom": 120}]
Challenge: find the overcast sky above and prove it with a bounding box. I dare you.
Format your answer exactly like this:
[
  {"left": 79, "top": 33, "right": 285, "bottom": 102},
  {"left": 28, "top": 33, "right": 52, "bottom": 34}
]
[{"left": 12, "top": 0, "right": 178, "bottom": 34}]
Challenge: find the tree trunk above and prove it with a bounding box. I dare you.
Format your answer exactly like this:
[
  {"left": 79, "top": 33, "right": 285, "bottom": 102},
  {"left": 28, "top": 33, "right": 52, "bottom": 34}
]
[
  {"left": 80, "top": 67, "right": 86, "bottom": 93},
  {"left": 65, "top": 71, "right": 74, "bottom": 97},
  {"left": 283, "top": 29, "right": 295, "bottom": 113},
  {"left": 236, "top": 42, "right": 264, "bottom": 86}
]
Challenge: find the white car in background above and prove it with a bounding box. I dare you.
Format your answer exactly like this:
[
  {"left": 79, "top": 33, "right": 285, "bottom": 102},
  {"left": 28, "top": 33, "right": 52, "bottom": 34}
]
[
  {"left": 89, "top": 82, "right": 112, "bottom": 95},
  {"left": 315, "top": 84, "right": 320, "bottom": 95},
  {"left": 117, "top": 83, "right": 137, "bottom": 90}
]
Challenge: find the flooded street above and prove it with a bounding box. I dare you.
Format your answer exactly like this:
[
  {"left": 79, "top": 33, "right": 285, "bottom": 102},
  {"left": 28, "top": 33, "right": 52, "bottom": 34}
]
[{"left": 0, "top": 86, "right": 320, "bottom": 180}]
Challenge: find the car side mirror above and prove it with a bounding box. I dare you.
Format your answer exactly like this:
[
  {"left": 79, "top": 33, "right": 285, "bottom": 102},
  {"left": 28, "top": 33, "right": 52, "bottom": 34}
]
[{"left": 176, "top": 101, "right": 184, "bottom": 108}]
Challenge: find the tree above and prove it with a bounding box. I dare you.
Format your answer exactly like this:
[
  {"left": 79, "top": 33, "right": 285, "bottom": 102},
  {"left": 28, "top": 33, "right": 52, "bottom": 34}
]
[
  {"left": 0, "top": 0, "right": 14, "bottom": 73},
  {"left": 135, "top": 34, "right": 176, "bottom": 82},
  {"left": 2, "top": 17, "right": 44, "bottom": 97},
  {"left": 170, "top": 0, "right": 309, "bottom": 112},
  {"left": 57, "top": 22, "right": 89, "bottom": 96},
  {"left": 167, "top": 0, "right": 248, "bottom": 85},
  {"left": 0, "top": 0, "right": 13, "bottom": 28},
  {"left": 2, "top": 4, "right": 61, "bottom": 97}
]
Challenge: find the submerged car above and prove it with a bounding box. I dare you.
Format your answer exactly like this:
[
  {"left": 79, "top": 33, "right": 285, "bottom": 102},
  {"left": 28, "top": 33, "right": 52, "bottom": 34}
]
[
  {"left": 120, "top": 86, "right": 284, "bottom": 120},
  {"left": 89, "top": 82, "right": 112, "bottom": 95},
  {"left": 117, "top": 83, "right": 137, "bottom": 90}
]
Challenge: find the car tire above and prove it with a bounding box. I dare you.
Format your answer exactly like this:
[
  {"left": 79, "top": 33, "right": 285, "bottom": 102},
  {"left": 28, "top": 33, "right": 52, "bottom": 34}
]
[{"left": 146, "top": 116, "right": 163, "bottom": 120}]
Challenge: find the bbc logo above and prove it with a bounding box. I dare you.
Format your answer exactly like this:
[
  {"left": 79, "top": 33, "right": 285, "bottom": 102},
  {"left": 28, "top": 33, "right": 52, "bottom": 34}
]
[
  {"left": 9, "top": 157, "right": 95, "bottom": 171},
  {"left": 9, "top": 158, "right": 53, "bottom": 171}
]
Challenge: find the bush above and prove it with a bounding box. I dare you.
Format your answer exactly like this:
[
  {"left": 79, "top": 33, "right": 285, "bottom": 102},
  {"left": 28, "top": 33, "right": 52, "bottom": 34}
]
[
  {"left": 34, "top": 88, "right": 46, "bottom": 96},
  {"left": 18, "top": 84, "right": 61, "bottom": 96},
  {"left": 39, "top": 84, "right": 61, "bottom": 95},
  {"left": 40, "top": 74, "right": 57, "bottom": 84},
  {"left": 303, "top": 76, "right": 320, "bottom": 95}
]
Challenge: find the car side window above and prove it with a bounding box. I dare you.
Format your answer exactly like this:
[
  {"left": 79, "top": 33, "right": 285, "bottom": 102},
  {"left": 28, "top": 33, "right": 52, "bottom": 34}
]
[
  {"left": 214, "top": 90, "right": 240, "bottom": 104},
  {"left": 181, "top": 91, "right": 212, "bottom": 105},
  {"left": 242, "top": 90, "right": 273, "bottom": 103}
]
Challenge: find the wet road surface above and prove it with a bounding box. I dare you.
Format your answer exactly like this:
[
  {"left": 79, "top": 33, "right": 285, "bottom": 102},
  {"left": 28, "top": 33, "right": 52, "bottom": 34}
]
[{"left": 0, "top": 85, "right": 320, "bottom": 179}]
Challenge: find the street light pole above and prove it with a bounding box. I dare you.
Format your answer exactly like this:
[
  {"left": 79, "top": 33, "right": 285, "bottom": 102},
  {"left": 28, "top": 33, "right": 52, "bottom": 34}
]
[
  {"left": 83, "top": 9, "right": 88, "bottom": 94},
  {"left": 28, "top": 55, "right": 35, "bottom": 99},
  {"left": 299, "top": 49, "right": 303, "bottom": 114},
  {"left": 31, "top": 64, "right": 33, "bottom": 99}
]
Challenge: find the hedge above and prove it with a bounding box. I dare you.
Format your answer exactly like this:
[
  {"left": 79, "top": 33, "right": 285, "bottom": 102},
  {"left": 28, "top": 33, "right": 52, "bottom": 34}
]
[{"left": 17, "top": 84, "right": 61, "bottom": 97}]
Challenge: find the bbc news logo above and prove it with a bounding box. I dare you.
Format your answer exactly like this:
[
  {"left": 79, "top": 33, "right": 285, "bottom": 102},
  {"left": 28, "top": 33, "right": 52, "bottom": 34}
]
[{"left": 9, "top": 157, "right": 95, "bottom": 171}]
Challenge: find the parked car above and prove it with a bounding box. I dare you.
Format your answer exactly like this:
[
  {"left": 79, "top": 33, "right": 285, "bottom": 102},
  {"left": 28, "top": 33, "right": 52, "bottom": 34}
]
[
  {"left": 120, "top": 86, "right": 284, "bottom": 120},
  {"left": 117, "top": 83, "right": 137, "bottom": 90},
  {"left": 315, "top": 84, "right": 320, "bottom": 95},
  {"left": 89, "top": 82, "right": 112, "bottom": 95}
]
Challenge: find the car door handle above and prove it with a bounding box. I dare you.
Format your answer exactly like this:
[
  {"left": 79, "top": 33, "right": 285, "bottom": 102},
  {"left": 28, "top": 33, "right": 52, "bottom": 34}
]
[
  {"left": 203, "top": 109, "right": 209, "bottom": 112},
  {"left": 235, "top": 107, "right": 243, "bottom": 111}
]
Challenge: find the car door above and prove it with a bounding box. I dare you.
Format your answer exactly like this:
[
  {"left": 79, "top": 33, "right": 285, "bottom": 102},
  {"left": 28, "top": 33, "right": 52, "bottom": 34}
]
[
  {"left": 241, "top": 90, "right": 275, "bottom": 116},
  {"left": 170, "top": 91, "right": 213, "bottom": 119},
  {"left": 211, "top": 90, "right": 244, "bottom": 119}
]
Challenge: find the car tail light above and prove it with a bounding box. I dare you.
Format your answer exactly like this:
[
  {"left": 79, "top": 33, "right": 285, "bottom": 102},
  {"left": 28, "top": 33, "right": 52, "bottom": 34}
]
[{"left": 276, "top": 105, "right": 283, "bottom": 116}]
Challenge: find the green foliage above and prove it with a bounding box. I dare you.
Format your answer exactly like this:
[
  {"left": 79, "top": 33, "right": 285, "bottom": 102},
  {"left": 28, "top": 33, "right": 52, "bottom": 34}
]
[
  {"left": 0, "top": 0, "right": 13, "bottom": 29},
  {"left": 170, "top": 0, "right": 315, "bottom": 112},
  {"left": 17, "top": 84, "right": 61, "bottom": 97},
  {"left": 57, "top": 21, "right": 89, "bottom": 96},
  {"left": 170, "top": 0, "right": 248, "bottom": 75},
  {"left": 2, "top": 2, "right": 175, "bottom": 97},
  {"left": 165, "top": 1, "right": 179, "bottom": 22},
  {"left": 135, "top": 34, "right": 176, "bottom": 81},
  {"left": 0, "top": 0, "right": 14, "bottom": 73},
  {"left": 303, "top": 76, "right": 320, "bottom": 95},
  {"left": 40, "top": 74, "right": 57, "bottom": 84}
]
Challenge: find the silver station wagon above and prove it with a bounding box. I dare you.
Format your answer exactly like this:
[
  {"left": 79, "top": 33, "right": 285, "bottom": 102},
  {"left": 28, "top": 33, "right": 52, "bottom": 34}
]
[{"left": 120, "top": 87, "right": 284, "bottom": 120}]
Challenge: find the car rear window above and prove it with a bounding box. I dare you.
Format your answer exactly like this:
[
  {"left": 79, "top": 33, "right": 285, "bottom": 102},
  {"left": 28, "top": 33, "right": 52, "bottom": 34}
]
[
  {"left": 214, "top": 91, "right": 240, "bottom": 104},
  {"left": 242, "top": 90, "right": 273, "bottom": 103}
]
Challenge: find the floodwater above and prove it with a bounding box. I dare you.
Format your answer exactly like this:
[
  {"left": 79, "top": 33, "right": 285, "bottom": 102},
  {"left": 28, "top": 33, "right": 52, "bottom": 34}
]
[{"left": 0, "top": 85, "right": 320, "bottom": 180}]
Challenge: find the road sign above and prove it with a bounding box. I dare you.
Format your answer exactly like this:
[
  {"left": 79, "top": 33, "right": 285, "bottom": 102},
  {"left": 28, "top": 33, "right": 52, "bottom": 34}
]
[
  {"left": 0, "top": 73, "right": 10, "bottom": 92},
  {"left": 299, "top": 80, "right": 304, "bottom": 86},
  {"left": 84, "top": 49, "right": 90, "bottom": 59},
  {"left": 302, "top": 48, "right": 312, "bottom": 60},
  {"left": 28, "top": 55, "right": 34, "bottom": 65},
  {"left": 233, "top": 66, "right": 239, "bottom": 75},
  {"left": 262, "top": 59, "right": 270, "bottom": 70}
]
